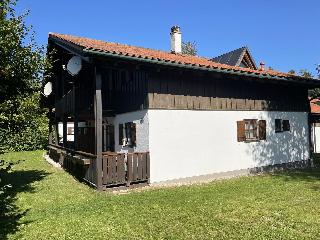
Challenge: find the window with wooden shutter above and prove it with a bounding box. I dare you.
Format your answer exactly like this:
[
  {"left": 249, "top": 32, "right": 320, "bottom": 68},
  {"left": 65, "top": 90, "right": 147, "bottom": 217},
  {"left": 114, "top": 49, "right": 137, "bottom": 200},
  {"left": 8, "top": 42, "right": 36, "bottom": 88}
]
[
  {"left": 282, "top": 120, "right": 290, "bottom": 131},
  {"left": 238, "top": 119, "right": 266, "bottom": 142},
  {"left": 119, "top": 124, "right": 123, "bottom": 145},
  {"left": 258, "top": 120, "right": 266, "bottom": 140},
  {"left": 237, "top": 121, "right": 246, "bottom": 142}
]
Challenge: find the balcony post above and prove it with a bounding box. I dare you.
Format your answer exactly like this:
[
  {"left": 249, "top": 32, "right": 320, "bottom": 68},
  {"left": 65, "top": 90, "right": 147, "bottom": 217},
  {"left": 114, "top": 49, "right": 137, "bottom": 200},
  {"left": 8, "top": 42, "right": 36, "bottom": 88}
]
[
  {"left": 94, "top": 66, "right": 103, "bottom": 190},
  {"left": 62, "top": 115, "right": 67, "bottom": 148},
  {"left": 73, "top": 84, "right": 79, "bottom": 151}
]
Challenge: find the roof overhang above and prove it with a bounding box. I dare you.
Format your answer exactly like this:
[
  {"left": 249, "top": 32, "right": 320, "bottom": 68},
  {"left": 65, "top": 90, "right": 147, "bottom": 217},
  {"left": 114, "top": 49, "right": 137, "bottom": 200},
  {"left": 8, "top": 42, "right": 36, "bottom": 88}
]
[{"left": 49, "top": 35, "right": 320, "bottom": 88}]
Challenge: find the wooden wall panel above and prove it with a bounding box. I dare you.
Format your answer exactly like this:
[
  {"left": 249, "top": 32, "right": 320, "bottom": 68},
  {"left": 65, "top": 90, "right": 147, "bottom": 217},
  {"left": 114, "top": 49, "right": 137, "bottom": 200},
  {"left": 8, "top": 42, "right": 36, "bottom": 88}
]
[
  {"left": 95, "top": 65, "right": 308, "bottom": 113},
  {"left": 146, "top": 71, "right": 308, "bottom": 112}
]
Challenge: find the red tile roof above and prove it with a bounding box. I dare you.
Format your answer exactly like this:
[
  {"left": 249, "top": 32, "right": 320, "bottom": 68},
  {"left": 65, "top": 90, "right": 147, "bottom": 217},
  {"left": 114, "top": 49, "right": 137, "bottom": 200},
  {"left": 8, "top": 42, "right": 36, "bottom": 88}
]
[
  {"left": 48, "top": 33, "right": 308, "bottom": 80},
  {"left": 311, "top": 99, "right": 320, "bottom": 113}
]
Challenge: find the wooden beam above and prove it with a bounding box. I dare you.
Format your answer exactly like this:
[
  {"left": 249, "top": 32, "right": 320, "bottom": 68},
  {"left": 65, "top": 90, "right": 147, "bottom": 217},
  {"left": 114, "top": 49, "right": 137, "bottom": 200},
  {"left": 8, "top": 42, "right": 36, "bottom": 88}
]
[
  {"left": 62, "top": 115, "right": 67, "bottom": 148},
  {"left": 73, "top": 85, "right": 79, "bottom": 151},
  {"left": 48, "top": 109, "right": 53, "bottom": 145},
  {"left": 94, "top": 67, "right": 103, "bottom": 190},
  {"left": 54, "top": 122, "right": 59, "bottom": 145}
]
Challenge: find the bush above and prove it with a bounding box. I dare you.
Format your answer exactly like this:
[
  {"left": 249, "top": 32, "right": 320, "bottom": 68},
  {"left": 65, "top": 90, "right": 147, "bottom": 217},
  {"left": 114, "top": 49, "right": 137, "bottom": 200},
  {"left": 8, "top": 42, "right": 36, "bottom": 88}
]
[
  {"left": 0, "top": 94, "right": 48, "bottom": 153},
  {"left": 0, "top": 0, "right": 51, "bottom": 153},
  {"left": 312, "top": 153, "right": 320, "bottom": 167}
]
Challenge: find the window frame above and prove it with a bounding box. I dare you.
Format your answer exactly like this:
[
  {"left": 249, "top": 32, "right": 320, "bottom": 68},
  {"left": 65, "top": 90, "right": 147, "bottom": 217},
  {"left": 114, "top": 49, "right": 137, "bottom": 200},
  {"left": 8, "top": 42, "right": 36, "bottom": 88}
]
[
  {"left": 119, "top": 122, "right": 136, "bottom": 148},
  {"left": 67, "top": 126, "right": 74, "bottom": 135},
  {"left": 275, "top": 119, "right": 282, "bottom": 133},
  {"left": 244, "top": 119, "right": 259, "bottom": 142},
  {"left": 237, "top": 119, "right": 266, "bottom": 142},
  {"left": 275, "top": 119, "right": 290, "bottom": 133}
]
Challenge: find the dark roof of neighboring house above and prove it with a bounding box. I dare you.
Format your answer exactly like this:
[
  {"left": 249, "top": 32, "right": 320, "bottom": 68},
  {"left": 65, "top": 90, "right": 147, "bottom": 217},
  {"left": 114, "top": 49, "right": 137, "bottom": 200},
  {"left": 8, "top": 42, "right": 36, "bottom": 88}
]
[
  {"left": 211, "top": 47, "right": 257, "bottom": 70},
  {"left": 48, "top": 33, "right": 320, "bottom": 85},
  {"left": 311, "top": 99, "right": 320, "bottom": 113}
]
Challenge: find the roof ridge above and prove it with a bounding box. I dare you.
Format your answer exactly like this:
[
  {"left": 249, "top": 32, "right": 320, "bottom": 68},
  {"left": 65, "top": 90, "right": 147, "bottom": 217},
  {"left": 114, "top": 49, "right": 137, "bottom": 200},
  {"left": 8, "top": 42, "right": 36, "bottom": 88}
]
[{"left": 212, "top": 46, "right": 247, "bottom": 60}]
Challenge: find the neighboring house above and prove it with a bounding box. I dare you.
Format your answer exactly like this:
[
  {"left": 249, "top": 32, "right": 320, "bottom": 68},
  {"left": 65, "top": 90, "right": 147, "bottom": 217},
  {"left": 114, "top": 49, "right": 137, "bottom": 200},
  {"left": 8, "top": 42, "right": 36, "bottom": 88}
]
[
  {"left": 211, "top": 46, "right": 257, "bottom": 70},
  {"left": 310, "top": 99, "right": 320, "bottom": 153},
  {"left": 46, "top": 26, "right": 320, "bottom": 190}
]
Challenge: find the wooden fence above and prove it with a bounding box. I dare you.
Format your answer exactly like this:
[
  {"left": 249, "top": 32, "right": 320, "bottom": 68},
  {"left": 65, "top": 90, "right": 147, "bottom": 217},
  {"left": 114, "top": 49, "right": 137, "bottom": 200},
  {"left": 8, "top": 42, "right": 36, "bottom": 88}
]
[
  {"left": 102, "top": 152, "right": 150, "bottom": 188},
  {"left": 48, "top": 144, "right": 150, "bottom": 189},
  {"left": 48, "top": 144, "right": 95, "bottom": 182}
]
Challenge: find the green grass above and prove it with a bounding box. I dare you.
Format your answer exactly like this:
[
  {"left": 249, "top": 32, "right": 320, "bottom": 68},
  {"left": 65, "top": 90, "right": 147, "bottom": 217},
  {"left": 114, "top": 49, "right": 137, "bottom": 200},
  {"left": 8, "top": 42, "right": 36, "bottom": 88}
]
[{"left": 1, "top": 151, "right": 320, "bottom": 239}]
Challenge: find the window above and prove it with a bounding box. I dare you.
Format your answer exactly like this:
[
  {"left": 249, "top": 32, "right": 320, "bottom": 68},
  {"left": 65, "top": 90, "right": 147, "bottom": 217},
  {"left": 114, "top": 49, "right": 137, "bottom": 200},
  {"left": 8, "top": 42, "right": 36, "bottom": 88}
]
[
  {"left": 275, "top": 119, "right": 282, "bottom": 132},
  {"left": 67, "top": 127, "right": 74, "bottom": 135},
  {"left": 275, "top": 119, "right": 290, "bottom": 133},
  {"left": 237, "top": 119, "right": 266, "bottom": 142},
  {"left": 282, "top": 120, "right": 290, "bottom": 131},
  {"left": 244, "top": 120, "right": 258, "bottom": 140},
  {"left": 119, "top": 122, "right": 136, "bottom": 147}
]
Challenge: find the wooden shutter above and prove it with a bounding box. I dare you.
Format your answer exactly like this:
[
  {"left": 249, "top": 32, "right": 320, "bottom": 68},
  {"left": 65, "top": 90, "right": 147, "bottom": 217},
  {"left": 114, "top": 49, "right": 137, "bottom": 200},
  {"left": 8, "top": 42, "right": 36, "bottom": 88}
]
[
  {"left": 130, "top": 123, "right": 136, "bottom": 147},
  {"left": 282, "top": 120, "right": 290, "bottom": 131},
  {"left": 258, "top": 120, "right": 266, "bottom": 140},
  {"left": 119, "top": 124, "right": 123, "bottom": 145},
  {"left": 237, "top": 121, "right": 246, "bottom": 142},
  {"left": 275, "top": 119, "right": 282, "bottom": 132}
]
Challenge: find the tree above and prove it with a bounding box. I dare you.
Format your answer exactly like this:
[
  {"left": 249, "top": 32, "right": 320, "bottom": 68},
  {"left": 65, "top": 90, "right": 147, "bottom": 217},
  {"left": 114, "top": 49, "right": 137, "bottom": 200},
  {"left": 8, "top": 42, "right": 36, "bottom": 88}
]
[
  {"left": 299, "top": 69, "right": 313, "bottom": 78},
  {"left": 182, "top": 41, "right": 197, "bottom": 56},
  {"left": 288, "top": 69, "right": 296, "bottom": 74},
  {"left": 297, "top": 69, "right": 320, "bottom": 100},
  {"left": 0, "top": 0, "right": 51, "bottom": 152}
]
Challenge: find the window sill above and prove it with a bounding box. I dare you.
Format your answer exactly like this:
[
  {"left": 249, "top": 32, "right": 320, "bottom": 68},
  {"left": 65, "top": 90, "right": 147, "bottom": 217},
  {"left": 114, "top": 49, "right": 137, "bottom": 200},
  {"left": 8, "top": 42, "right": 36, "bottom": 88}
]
[
  {"left": 121, "top": 145, "right": 135, "bottom": 148},
  {"left": 244, "top": 139, "right": 260, "bottom": 143}
]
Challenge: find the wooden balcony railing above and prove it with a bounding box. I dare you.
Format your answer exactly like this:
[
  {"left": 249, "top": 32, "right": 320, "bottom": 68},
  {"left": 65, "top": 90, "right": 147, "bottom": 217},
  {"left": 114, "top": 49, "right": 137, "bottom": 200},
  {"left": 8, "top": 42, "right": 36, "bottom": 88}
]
[
  {"left": 55, "top": 90, "right": 75, "bottom": 118},
  {"left": 47, "top": 144, "right": 150, "bottom": 189},
  {"left": 54, "top": 87, "right": 93, "bottom": 118},
  {"left": 102, "top": 152, "right": 150, "bottom": 188}
]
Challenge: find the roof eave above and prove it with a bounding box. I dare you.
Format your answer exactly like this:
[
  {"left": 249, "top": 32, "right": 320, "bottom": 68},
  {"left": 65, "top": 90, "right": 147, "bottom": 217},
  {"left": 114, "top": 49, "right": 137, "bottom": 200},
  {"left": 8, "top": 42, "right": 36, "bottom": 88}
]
[{"left": 83, "top": 48, "right": 320, "bottom": 87}]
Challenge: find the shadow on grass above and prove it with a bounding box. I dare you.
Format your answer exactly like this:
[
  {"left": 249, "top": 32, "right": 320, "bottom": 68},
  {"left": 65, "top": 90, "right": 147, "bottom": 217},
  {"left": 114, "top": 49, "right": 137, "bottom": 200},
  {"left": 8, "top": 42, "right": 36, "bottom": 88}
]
[
  {"left": 270, "top": 167, "right": 320, "bottom": 190},
  {"left": 0, "top": 160, "right": 49, "bottom": 240}
]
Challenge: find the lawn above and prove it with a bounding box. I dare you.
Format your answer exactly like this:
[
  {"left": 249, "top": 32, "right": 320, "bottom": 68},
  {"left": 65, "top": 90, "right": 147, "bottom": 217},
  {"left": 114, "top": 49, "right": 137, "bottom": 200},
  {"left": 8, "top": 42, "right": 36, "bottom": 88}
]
[{"left": 1, "top": 151, "right": 320, "bottom": 239}]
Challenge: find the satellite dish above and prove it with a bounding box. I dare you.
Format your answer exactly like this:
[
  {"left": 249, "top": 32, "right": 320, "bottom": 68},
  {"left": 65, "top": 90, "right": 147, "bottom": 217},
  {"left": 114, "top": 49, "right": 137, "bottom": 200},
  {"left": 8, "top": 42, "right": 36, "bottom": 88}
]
[
  {"left": 43, "top": 82, "right": 52, "bottom": 96},
  {"left": 67, "top": 56, "right": 82, "bottom": 76}
]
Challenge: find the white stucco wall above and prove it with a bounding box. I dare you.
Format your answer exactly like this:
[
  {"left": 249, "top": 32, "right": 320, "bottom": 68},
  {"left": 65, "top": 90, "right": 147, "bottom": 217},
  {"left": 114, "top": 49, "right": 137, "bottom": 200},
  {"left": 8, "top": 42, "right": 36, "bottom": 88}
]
[
  {"left": 311, "top": 124, "right": 320, "bottom": 153},
  {"left": 148, "top": 110, "right": 309, "bottom": 183},
  {"left": 114, "top": 110, "right": 149, "bottom": 153}
]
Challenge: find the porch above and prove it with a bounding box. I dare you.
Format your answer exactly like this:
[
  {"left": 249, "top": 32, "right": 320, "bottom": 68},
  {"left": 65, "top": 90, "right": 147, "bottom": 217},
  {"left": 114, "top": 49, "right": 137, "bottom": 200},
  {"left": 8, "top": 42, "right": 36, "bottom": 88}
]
[
  {"left": 46, "top": 53, "right": 151, "bottom": 190},
  {"left": 48, "top": 144, "right": 150, "bottom": 190}
]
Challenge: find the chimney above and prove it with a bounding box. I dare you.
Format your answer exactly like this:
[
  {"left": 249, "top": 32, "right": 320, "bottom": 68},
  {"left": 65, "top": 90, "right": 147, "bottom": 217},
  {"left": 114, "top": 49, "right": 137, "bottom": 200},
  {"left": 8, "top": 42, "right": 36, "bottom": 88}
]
[
  {"left": 259, "top": 62, "right": 265, "bottom": 71},
  {"left": 170, "top": 26, "right": 182, "bottom": 54}
]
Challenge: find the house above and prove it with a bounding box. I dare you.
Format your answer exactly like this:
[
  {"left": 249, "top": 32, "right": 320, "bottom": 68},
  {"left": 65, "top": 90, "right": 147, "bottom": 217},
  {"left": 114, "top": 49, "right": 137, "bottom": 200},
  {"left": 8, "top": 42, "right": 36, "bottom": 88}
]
[
  {"left": 211, "top": 46, "right": 258, "bottom": 70},
  {"left": 46, "top": 26, "right": 320, "bottom": 190},
  {"left": 310, "top": 99, "right": 320, "bottom": 153}
]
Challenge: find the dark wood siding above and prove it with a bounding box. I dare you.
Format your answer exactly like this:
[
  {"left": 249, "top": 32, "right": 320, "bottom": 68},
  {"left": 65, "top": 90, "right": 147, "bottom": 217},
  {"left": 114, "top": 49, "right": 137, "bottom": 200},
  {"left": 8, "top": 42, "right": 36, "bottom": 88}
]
[
  {"left": 147, "top": 71, "right": 309, "bottom": 112},
  {"left": 101, "top": 68, "right": 148, "bottom": 114},
  {"left": 51, "top": 50, "right": 309, "bottom": 117}
]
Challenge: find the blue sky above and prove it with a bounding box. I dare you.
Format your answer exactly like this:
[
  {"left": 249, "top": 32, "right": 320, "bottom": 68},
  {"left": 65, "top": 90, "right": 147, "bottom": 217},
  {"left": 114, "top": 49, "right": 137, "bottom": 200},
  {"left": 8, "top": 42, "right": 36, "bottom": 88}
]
[{"left": 16, "top": 0, "right": 320, "bottom": 75}]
